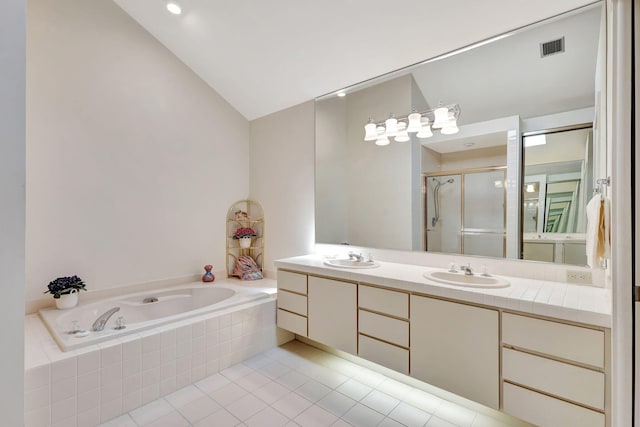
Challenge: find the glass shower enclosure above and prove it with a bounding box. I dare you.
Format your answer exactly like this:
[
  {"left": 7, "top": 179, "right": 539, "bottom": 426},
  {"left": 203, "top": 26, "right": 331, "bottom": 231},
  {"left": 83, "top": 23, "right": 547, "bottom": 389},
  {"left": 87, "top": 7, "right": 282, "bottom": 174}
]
[{"left": 425, "top": 168, "right": 506, "bottom": 257}]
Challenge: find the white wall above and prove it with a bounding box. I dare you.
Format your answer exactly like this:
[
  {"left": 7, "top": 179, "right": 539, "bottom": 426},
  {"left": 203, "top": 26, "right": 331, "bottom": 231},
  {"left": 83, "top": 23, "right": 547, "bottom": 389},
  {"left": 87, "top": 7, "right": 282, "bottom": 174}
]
[
  {"left": 249, "top": 102, "right": 316, "bottom": 276},
  {"left": 26, "top": 0, "right": 250, "bottom": 309},
  {"left": 0, "top": 0, "right": 25, "bottom": 423}
]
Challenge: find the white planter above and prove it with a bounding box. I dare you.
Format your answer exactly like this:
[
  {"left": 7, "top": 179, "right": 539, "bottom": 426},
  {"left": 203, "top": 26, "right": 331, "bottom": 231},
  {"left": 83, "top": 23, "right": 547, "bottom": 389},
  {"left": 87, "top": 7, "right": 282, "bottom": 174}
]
[
  {"left": 55, "top": 289, "right": 78, "bottom": 310},
  {"left": 239, "top": 237, "right": 252, "bottom": 249}
]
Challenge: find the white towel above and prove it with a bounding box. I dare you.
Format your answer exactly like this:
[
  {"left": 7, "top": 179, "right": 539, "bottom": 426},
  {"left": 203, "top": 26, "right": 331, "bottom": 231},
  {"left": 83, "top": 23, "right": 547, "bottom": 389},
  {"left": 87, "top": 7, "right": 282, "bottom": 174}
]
[{"left": 585, "top": 195, "right": 611, "bottom": 268}]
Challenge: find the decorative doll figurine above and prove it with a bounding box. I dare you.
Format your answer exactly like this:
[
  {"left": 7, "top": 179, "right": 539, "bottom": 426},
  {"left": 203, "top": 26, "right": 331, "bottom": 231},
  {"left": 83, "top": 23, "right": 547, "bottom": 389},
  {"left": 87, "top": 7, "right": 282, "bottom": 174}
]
[{"left": 202, "top": 265, "right": 215, "bottom": 282}]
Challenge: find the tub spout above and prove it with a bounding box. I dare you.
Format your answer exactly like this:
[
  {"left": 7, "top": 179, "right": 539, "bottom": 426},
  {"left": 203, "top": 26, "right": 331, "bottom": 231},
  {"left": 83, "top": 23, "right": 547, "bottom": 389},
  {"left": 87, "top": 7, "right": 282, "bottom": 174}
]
[{"left": 92, "top": 307, "right": 120, "bottom": 331}]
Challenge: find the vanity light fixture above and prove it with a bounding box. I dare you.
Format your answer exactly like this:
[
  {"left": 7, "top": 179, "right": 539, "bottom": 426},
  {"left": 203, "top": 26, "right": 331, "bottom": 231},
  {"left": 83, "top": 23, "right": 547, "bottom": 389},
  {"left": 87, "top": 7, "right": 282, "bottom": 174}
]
[
  {"left": 363, "top": 104, "right": 461, "bottom": 143},
  {"left": 375, "top": 133, "right": 390, "bottom": 146},
  {"left": 364, "top": 118, "right": 378, "bottom": 141},
  {"left": 407, "top": 110, "right": 423, "bottom": 132},
  {"left": 166, "top": 2, "right": 182, "bottom": 14},
  {"left": 416, "top": 118, "right": 433, "bottom": 138},
  {"left": 394, "top": 123, "right": 411, "bottom": 142},
  {"left": 384, "top": 115, "right": 399, "bottom": 137},
  {"left": 432, "top": 106, "right": 450, "bottom": 129}
]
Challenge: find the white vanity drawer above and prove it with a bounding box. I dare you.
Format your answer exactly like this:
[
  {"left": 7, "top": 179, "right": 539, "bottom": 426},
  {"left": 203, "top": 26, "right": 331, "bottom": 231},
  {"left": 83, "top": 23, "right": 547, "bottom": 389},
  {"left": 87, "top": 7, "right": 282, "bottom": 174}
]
[
  {"left": 278, "top": 270, "right": 307, "bottom": 295},
  {"left": 278, "top": 290, "right": 307, "bottom": 316},
  {"left": 359, "top": 285, "right": 408, "bottom": 318},
  {"left": 358, "top": 334, "right": 409, "bottom": 375},
  {"left": 503, "top": 313, "right": 604, "bottom": 368},
  {"left": 277, "top": 309, "right": 307, "bottom": 336},
  {"left": 503, "top": 382, "right": 604, "bottom": 427},
  {"left": 358, "top": 309, "right": 409, "bottom": 347},
  {"left": 503, "top": 348, "right": 604, "bottom": 410}
]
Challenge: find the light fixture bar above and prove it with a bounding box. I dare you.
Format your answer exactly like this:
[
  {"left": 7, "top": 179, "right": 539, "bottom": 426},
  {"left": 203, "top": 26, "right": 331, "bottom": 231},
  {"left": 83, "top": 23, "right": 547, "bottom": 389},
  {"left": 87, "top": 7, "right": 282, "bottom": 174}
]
[
  {"left": 363, "top": 104, "right": 461, "bottom": 142},
  {"left": 365, "top": 104, "right": 460, "bottom": 129}
]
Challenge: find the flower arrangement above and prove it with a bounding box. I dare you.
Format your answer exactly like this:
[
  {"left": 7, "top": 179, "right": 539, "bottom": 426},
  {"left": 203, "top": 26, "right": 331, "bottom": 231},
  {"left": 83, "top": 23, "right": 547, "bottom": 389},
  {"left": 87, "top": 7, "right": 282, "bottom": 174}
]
[
  {"left": 233, "top": 227, "right": 257, "bottom": 239},
  {"left": 44, "top": 275, "right": 87, "bottom": 299}
]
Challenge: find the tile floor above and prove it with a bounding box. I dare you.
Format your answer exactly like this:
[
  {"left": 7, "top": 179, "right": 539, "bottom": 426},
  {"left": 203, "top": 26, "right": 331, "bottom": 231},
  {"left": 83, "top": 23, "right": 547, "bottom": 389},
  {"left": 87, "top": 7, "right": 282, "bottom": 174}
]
[{"left": 98, "top": 341, "right": 523, "bottom": 427}]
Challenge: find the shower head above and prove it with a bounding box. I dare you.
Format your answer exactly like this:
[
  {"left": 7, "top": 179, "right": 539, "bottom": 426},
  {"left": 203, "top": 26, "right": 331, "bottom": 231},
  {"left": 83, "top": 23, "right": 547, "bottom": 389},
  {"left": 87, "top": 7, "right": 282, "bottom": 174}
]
[{"left": 432, "top": 177, "right": 455, "bottom": 186}]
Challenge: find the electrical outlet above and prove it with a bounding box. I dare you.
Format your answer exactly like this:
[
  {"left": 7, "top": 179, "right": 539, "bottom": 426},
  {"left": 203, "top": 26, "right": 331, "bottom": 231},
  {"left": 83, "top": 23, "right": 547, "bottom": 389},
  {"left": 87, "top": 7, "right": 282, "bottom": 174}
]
[{"left": 566, "top": 270, "right": 592, "bottom": 284}]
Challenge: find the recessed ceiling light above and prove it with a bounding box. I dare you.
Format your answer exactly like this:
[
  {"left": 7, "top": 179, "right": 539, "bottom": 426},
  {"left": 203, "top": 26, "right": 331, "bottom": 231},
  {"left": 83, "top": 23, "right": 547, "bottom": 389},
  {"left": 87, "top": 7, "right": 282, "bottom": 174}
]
[
  {"left": 337, "top": 91, "right": 346, "bottom": 97},
  {"left": 463, "top": 142, "right": 475, "bottom": 147},
  {"left": 166, "top": 3, "right": 182, "bottom": 15}
]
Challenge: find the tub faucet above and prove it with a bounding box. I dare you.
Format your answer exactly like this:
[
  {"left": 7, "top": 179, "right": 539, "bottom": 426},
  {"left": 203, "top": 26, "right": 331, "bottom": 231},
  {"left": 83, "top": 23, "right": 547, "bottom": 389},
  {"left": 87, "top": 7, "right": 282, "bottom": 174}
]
[{"left": 92, "top": 307, "right": 120, "bottom": 331}]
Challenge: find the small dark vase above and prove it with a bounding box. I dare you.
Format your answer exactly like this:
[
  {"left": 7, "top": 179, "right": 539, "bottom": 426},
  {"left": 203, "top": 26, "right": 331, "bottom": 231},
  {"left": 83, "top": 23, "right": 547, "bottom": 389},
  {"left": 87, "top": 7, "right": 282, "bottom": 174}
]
[{"left": 202, "top": 265, "right": 215, "bottom": 282}]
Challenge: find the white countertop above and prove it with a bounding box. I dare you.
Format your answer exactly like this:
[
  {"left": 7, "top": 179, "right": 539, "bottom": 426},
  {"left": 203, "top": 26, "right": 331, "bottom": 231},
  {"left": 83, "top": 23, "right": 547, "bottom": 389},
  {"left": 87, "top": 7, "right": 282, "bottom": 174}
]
[{"left": 274, "top": 255, "right": 611, "bottom": 328}]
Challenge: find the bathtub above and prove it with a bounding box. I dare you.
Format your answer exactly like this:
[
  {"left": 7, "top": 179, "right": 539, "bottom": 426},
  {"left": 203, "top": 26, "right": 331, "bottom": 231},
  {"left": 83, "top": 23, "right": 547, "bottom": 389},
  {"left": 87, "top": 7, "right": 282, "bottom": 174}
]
[{"left": 39, "top": 282, "right": 270, "bottom": 351}]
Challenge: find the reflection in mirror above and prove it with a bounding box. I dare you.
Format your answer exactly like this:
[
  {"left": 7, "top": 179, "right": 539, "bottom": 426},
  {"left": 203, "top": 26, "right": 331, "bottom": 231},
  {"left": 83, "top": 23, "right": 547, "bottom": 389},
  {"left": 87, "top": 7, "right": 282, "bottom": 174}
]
[
  {"left": 522, "top": 125, "right": 593, "bottom": 265},
  {"left": 315, "top": 3, "right": 606, "bottom": 267}
]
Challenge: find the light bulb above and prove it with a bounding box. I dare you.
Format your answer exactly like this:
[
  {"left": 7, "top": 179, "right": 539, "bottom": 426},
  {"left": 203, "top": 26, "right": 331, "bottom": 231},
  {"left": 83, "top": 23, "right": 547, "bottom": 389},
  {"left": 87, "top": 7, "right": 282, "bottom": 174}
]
[
  {"left": 375, "top": 134, "right": 390, "bottom": 146},
  {"left": 407, "top": 112, "right": 422, "bottom": 133},
  {"left": 166, "top": 3, "right": 182, "bottom": 14},
  {"left": 416, "top": 118, "right": 433, "bottom": 138},
  {"left": 441, "top": 118, "right": 459, "bottom": 135},
  {"left": 364, "top": 122, "right": 377, "bottom": 141},
  {"left": 395, "top": 124, "right": 410, "bottom": 142},
  {"left": 384, "top": 116, "right": 398, "bottom": 137},
  {"left": 432, "top": 107, "right": 449, "bottom": 128}
]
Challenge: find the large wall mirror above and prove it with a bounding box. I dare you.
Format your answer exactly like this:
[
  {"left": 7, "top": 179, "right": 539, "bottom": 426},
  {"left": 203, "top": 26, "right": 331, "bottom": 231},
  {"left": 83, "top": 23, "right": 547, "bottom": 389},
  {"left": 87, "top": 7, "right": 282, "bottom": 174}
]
[{"left": 315, "top": 2, "right": 607, "bottom": 266}]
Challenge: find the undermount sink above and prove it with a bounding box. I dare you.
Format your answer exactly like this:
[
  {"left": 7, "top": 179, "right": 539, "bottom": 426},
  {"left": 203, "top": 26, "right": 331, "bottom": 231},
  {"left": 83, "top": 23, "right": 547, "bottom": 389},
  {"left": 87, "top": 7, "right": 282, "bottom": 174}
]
[
  {"left": 324, "top": 259, "right": 380, "bottom": 269},
  {"left": 423, "top": 270, "right": 510, "bottom": 288}
]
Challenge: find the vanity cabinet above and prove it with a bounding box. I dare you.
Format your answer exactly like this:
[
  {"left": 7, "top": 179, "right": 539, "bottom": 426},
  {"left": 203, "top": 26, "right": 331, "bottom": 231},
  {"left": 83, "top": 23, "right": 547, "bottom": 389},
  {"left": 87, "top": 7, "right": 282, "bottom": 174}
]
[
  {"left": 358, "top": 285, "right": 410, "bottom": 374},
  {"left": 501, "top": 313, "right": 606, "bottom": 427},
  {"left": 308, "top": 276, "right": 357, "bottom": 354},
  {"left": 276, "top": 270, "right": 308, "bottom": 336},
  {"left": 275, "top": 267, "right": 609, "bottom": 427},
  {"left": 410, "top": 294, "right": 499, "bottom": 409}
]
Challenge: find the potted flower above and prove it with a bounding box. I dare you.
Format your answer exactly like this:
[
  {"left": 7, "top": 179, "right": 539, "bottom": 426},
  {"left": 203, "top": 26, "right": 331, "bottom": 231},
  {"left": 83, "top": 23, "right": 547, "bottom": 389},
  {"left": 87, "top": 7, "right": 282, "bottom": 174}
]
[
  {"left": 44, "top": 275, "right": 86, "bottom": 309},
  {"left": 233, "top": 227, "right": 257, "bottom": 248}
]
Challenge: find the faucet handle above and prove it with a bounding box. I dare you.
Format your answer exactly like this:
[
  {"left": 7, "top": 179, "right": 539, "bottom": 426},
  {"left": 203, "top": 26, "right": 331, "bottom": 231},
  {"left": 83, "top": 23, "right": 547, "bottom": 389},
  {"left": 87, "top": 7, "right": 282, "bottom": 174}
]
[{"left": 448, "top": 262, "right": 457, "bottom": 273}]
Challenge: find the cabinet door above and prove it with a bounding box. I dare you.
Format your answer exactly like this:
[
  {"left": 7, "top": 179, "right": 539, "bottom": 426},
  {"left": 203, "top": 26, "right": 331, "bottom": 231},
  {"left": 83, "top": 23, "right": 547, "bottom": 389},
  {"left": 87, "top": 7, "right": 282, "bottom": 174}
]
[
  {"left": 410, "top": 295, "right": 499, "bottom": 409},
  {"left": 308, "top": 276, "right": 357, "bottom": 354}
]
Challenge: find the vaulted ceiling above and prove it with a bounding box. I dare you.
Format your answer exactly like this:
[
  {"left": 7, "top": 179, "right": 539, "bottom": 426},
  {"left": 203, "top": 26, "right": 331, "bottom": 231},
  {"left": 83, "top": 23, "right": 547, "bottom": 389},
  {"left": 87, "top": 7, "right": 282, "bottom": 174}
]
[{"left": 114, "top": 0, "right": 597, "bottom": 120}]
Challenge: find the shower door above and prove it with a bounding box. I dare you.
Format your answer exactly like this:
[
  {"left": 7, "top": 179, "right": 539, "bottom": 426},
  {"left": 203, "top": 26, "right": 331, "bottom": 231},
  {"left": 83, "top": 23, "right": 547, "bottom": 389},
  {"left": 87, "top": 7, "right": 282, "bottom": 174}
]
[
  {"left": 425, "top": 168, "right": 506, "bottom": 257},
  {"left": 462, "top": 170, "right": 506, "bottom": 257}
]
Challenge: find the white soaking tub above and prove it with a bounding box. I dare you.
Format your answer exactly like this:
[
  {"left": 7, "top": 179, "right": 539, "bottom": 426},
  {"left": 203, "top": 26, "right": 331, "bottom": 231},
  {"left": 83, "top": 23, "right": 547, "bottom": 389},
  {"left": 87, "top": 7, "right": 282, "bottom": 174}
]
[{"left": 39, "top": 282, "right": 270, "bottom": 351}]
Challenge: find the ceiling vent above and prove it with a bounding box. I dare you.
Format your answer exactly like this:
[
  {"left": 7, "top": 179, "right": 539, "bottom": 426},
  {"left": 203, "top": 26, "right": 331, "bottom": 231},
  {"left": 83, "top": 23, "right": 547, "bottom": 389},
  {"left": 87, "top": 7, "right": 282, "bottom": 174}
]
[{"left": 540, "top": 37, "right": 565, "bottom": 58}]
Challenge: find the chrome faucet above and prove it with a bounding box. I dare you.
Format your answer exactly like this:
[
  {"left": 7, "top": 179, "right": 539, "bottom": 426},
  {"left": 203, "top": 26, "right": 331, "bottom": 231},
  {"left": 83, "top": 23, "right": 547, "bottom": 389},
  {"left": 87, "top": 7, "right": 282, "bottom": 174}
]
[
  {"left": 348, "top": 251, "right": 364, "bottom": 262},
  {"left": 92, "top": 307, "right": 121, "bottom": 331},
  {"left": 460, "top": 264, "right": 474, "bottom": 275}
]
